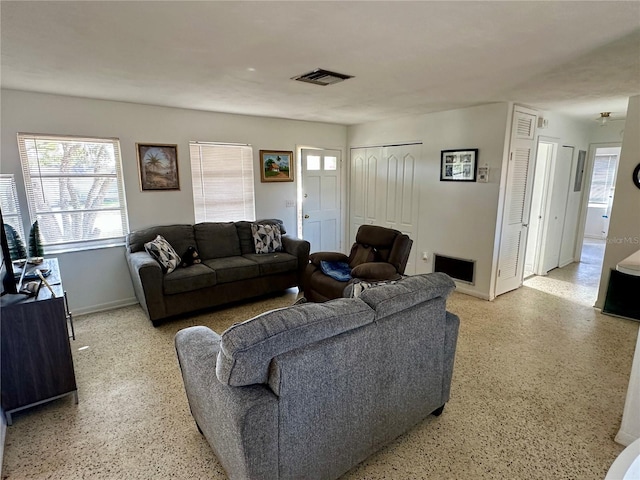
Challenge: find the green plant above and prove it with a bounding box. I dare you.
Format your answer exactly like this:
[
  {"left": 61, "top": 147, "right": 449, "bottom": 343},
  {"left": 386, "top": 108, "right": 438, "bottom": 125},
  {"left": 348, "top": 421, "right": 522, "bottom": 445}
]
[
  {"left": 3, "top": 224, "right": 27, "bottom": 261},
  {"left": 28, "top": 220, "right": 45, "bottom": 257}
]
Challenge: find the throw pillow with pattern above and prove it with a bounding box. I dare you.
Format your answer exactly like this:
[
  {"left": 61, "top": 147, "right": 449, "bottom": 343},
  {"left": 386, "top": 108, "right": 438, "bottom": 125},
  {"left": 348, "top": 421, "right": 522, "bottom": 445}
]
[
  {"left": 251, "top": 223, "right": 283, "bottom": 254},
  {"left": 144, "top": 235, "right": 181, "bottom": 274}
]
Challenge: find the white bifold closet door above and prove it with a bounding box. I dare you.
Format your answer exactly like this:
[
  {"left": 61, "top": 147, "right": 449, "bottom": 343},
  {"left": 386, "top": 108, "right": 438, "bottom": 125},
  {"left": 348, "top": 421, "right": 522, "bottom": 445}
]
[{"left": 350, "top": 144, "right": 420, "bottom": 274}]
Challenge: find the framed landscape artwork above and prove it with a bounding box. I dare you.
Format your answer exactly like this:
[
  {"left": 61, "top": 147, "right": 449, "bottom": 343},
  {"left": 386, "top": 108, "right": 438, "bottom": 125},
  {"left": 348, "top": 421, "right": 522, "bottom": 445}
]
[
  {"left": 137, "top": 143, "right": 180, "bottom": 191},
  {"left": 440, "top": 149, "right": 478, "bottom": 182},
  {"left": 260, "top": 150, "right": 294, "bottom": 182}
]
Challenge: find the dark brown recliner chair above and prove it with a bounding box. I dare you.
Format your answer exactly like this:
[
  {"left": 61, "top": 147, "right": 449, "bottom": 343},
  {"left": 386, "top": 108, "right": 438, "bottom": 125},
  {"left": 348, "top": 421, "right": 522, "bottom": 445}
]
[{"left": 302, "top": 225, "right": 413, "bottom": 302}]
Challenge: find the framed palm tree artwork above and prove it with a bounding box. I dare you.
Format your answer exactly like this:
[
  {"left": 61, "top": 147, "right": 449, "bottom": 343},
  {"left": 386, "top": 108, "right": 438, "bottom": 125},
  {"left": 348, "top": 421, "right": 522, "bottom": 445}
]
[{"left": 137, "top": 143, "right": 180, "bottom": 191}]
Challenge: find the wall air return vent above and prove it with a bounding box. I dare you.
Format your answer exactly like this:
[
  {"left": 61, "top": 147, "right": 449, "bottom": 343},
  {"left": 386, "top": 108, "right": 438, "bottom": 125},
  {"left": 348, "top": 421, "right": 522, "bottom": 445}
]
[
  {"left": 292, "top": 68, "right": 353, "bottom": 86},
  {"left": 434, "top": 254, "right": 475, "bottom": 285}
]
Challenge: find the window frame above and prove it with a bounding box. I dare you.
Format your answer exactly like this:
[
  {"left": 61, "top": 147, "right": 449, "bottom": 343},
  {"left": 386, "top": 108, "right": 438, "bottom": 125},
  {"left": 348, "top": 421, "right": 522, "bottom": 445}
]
[
  {"left": 17, "top": 133, "right": 129, "bottom": 253},
  {"left": 0, "top": 174, "right": 25, "bottom": 241},
  {"left": 189, "top": 141, "right": 256, "bottom": 223}
]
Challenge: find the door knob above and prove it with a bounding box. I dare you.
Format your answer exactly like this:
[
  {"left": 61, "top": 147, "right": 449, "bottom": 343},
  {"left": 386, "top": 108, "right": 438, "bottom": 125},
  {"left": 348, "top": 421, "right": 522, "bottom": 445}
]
[
  {"left": 522, "top": 223, "right": 528, "bottom": 227},
  {"left": 304, "top": 214, "right": 310, "bottom": 219},
  {"left": 304, "top": 194, "right": 308, "bottom": 198}
]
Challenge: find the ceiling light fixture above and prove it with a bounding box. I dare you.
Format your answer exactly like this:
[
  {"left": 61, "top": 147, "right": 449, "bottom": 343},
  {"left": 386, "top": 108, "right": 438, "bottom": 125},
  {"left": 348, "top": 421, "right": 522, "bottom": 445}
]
[{"left": 598, "top": 112, "right": 611, "bottom": 126}]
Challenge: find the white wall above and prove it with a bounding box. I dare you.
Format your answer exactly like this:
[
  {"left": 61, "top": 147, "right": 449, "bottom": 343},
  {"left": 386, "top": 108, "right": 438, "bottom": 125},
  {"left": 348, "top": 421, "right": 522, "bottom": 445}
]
[
  {"left": 1, "top": 89, "right": 346, "bottom": 314},
  {"left": 348, "top": 103, "right": 510, "bottom": 299},
  {"left": 596, "top": 95, "right": 640, "bottom": 309}
]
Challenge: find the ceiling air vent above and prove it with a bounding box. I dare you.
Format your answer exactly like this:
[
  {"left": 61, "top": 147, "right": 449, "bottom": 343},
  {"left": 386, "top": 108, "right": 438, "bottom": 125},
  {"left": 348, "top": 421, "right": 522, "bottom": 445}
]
[{"left": 292, "top": 68, "right": 353, "bottom": 86}]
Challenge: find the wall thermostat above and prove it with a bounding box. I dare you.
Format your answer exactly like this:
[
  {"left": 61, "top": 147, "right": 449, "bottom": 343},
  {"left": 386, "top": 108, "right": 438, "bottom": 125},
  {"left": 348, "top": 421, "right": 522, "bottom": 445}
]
[{"left": 477, "top": 165, "right": 489, "bottom": 183}]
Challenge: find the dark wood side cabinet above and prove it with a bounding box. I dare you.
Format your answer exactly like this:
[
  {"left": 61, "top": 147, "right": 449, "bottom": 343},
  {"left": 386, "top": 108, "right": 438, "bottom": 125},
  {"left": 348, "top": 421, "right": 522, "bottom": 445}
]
[{"left": 1, "top": 258, "right": 77, "bottom": 425}]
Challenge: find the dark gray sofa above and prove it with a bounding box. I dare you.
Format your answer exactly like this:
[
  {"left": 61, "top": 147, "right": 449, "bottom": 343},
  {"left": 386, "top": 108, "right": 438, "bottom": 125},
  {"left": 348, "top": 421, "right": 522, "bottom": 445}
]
[
  {"left": 175, "top": 273, "right": 459, "bottom": 480},
  {"left": 125, "top": 220, "right": 310, "bottom": 326}
]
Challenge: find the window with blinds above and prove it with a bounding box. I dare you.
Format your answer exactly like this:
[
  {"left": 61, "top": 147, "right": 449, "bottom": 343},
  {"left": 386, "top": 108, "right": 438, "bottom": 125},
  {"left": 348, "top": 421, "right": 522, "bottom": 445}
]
[
  {"left": 189, "top": 142, "right": 255, "bottom": 222},
  {"left": 589, "top": 154, "right": 618, "bottom": 204},
  {"left": 17, "top": 133, "right": 129, "bottom": 252},
  {"left": 0, "top": 174, "right": 25, "bottom": 240}
]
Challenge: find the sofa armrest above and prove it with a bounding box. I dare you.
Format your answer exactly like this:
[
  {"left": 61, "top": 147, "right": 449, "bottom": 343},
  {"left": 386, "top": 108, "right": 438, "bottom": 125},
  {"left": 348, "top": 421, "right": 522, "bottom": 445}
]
[
  {"left": 125, "top": 250, "right": 165, "bottom": 322},
  {"left": 442, "top": 311, "right": 460, "bottom": 404},
  {"left": 175, "top": 326, "right": 278, "bottom": 480},
  {"left": 309, "top": 251, "right": 350, "bottom": 266},
  {"left": 351, "top": 262, "right": 399, "bottom": 281},
  {"left": 282, "top": 236, "right": 310, "bottom": 287}
]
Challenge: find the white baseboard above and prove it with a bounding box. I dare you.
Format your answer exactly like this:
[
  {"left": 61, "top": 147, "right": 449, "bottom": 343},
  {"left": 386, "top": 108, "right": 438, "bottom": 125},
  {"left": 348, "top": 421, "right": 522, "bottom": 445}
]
[
  {"left": 73, "top": 297, "right": 138, "bottom": 317},
  {"left": 615, "top": 429, "right": 639, "bottom": 447},
  {"left": 454, "top": 284, "right": 490, "bottom": 300}
]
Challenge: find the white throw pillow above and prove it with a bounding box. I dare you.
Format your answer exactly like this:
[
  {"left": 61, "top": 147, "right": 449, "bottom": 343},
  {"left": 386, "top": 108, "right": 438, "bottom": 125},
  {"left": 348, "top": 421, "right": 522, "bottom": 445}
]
[
  {"left": 144, "top": 235, "right": 181, "bottom": 273},
  {"left": 251, "top": 224, "right": 283, "bottom": 254}
]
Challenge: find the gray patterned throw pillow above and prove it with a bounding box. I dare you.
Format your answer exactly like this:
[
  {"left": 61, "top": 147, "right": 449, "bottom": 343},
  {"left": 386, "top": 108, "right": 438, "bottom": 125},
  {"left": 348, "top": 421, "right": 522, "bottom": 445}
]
[
  {"left": 251, "top": 223, "right": 283, "bottom": 254},
  {"left": 144, "top": 235, "right": 181, "bottom": 274}
]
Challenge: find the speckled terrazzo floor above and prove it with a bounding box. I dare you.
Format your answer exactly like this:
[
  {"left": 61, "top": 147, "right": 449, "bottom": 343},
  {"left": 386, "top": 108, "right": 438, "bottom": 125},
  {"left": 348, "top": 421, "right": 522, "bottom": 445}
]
[{"left": 2, "top": 242, "right": 638, "bottom": 479}]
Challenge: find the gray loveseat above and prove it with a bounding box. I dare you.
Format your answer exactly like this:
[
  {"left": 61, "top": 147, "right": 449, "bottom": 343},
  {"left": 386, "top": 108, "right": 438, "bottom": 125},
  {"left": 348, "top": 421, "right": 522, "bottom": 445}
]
[
  {"left": 125, "top": 220, "right": 309, "bottom": 326},
  {"left": 175, "top": 273, "right": 459, "bottom": 480}
]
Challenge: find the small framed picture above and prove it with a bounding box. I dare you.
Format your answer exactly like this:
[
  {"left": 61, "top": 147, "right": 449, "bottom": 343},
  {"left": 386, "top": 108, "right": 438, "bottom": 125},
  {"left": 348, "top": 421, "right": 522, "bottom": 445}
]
[
  {"left": 260, "top": 150, "right": 294, "bottom": 182},
  {"left": 137, "top": 143, "right": 180, "bottom": 191},
  {"left": 440, "top": 149, "right": 478, "bottom": 182}
]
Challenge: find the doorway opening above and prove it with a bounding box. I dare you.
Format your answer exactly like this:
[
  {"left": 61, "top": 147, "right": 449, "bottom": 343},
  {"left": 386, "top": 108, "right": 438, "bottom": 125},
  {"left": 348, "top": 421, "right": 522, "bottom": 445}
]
[
  {"left": 582, "top": 147, "right": 620, "bottom": 242},
  {"left": 523, "top": 139, "right": 577, "bottom": 279},
  {"left": 524, "top": 138, "right": 581, "bottom": 279},
  {"left": 579, "top": 145, "right": 620, "bottom": 275}
]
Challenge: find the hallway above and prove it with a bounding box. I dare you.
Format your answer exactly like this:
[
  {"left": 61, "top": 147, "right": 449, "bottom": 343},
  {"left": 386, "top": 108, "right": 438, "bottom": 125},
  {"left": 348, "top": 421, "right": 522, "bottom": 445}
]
[{"left": 523, "top": 238, "right": 605, "bottom": 307}]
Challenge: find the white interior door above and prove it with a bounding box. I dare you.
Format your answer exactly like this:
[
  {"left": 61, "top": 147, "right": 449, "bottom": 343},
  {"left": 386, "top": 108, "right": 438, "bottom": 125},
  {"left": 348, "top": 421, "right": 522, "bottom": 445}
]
[
  {"left": 380, "top": 144, "right": 420, "bottom": 274},
  {"left": 524, "top": 141, "right": 554, "bottom": 277},
  {"left": 349, "top": 144, "right": 419, "bottom": 274},
  {"left": 302, "top": 149, "right": 341, "bottom": 253},
  {"left": 541, "top": 146, "right": 572, "bottom": 274},
  {"left": 349, "top": 147, "right": 382, "bottom": 241},
  {"left": 558, "top": 146, "right": 580, "bottom": 267},
  {"left": 495, "top": 106, "right": 538, "bottom": 297}
]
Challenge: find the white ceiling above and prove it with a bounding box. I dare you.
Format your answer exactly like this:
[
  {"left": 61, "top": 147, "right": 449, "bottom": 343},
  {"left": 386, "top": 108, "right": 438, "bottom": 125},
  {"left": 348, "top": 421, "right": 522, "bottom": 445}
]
[{"left": 2, "top": 1, "right": 639, "bottom": 125}]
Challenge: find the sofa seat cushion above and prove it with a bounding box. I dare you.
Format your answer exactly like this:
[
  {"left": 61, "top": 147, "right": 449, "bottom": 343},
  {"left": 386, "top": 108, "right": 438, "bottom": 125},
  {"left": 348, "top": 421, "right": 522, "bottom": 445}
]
[
  {"left": 195, "top": 222, "right": 242, "bottom": 260},
  {"left": 216, "top": 298, "right": 375, "bottom": 386},
  {"left": 163, "top": 264, "right": 217, "bottom": 295},
  {"left": 243, "top": 252, "right": 297, "bottom": 276},
  {"left": 204, "top": 256, "right": 260, "bottom": 284}
]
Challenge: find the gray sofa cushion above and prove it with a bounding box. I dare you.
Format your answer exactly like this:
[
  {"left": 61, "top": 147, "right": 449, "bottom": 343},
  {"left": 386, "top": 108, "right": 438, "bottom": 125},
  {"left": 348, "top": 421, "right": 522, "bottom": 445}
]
[
  {"left": 203, "top": 256, "right": 260, "bottom": 284},
  {"left": 163, "top": 264, "right": 217, "bottom": 295},
  {"left": 359, "top": 272, "right": 455, "bottom": 320},
  {"left": 216, "top": 298, "right": 375, "bottom": 386},
  {"left": 235, "top": 221, "right": 256, "bottom": 255},
  {"left": 194, "top": 223, "right": 241, "bottom": 260},
  {"left": 127, "top": 224, "right": 196, "bottom": 255},
  {"left": 243, "top": 253, "right": 297, "bottom": 276}
]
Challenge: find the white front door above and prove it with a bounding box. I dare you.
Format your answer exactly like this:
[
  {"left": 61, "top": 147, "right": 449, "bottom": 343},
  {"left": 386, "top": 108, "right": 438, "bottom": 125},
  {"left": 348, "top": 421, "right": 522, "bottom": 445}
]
[
  {"left": 495, "top": 106, "right": 538, "bottom": 297},
  {"left": 301, "top": 149, "right": 341, "bottom": 254}
]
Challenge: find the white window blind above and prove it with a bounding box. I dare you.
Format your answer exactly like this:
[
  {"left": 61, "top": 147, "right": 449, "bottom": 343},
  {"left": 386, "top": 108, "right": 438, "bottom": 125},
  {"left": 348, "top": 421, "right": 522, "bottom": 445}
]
[
  {"left": 189, "top": 142, "right": 255, "bottom": 222},
  {"left": 17, "top": 133, "right": 129, "bottom": 252},
  {"left": 589, "top": 154, "right": 618, "bottom": 204},
  {"left": 0, "top": 174, "right": 25, "bottom": 240}
]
